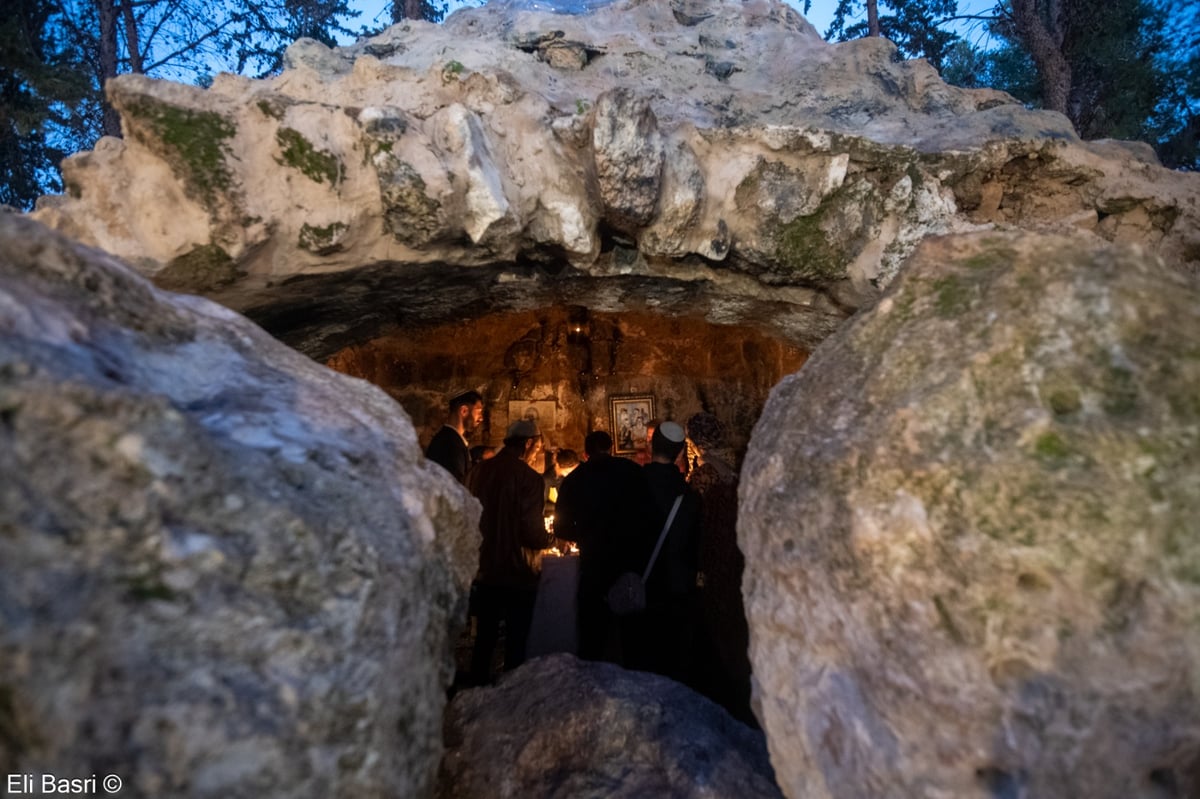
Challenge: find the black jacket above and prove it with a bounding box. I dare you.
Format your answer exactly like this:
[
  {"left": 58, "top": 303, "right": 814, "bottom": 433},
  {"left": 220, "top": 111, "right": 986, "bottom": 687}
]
[
  {"left": 426, "top": 425, "right": 469, "bottom": 483},
  {"left": 554, "top": 455, "right": 658, "bottom": 598},
  {"left": 642, "top": 462, "right": 702, "bottom": 598},
  {"left": 466, "top": 446, "right": 551, "bottom": 589}
]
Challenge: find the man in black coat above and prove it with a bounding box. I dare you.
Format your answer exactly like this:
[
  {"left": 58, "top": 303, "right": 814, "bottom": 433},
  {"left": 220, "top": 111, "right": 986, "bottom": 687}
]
[
  {"left": 553, "top": 430, "right": 657, "bottom": 663},
  {"left": 425, "top": 389, "right": 483, "bottom": 483},
  {"left": 465, "top": 419, "right": 550, "bottom": 684},
  {"left": 638, "top": 421, "right": 702, "bottom": 680}
]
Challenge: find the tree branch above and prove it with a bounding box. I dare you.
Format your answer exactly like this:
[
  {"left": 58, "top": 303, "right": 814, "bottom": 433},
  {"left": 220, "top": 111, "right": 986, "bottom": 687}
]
[{"left": 141, "top": 14, "right": 242, "bottom": 73}]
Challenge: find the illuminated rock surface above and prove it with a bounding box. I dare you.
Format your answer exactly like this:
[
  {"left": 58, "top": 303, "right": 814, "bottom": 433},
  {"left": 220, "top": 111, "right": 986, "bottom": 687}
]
[
  {"left": 30, "top": 0, "right": 1200, "bottom": 354},
  {"left": 741, "top": 231, "right": 1200, "bottom": 799},
  {"left": 0, "top": 213, "right": 479, "bottom": 798}
]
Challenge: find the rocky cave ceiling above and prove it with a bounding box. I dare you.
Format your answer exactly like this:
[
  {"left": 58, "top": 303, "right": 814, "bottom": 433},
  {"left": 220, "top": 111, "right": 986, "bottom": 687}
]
[{"left": 224, "top": 255, "right": 847, "bottom": 362}]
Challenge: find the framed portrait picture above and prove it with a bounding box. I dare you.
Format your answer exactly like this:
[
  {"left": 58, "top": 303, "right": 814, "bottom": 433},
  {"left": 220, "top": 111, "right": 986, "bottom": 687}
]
[
  {"left": 609, "top": 394, "right": 654, "bottom": 456},
  {"left": 508, "top": 400, "right": 556, "bottom": 433}
]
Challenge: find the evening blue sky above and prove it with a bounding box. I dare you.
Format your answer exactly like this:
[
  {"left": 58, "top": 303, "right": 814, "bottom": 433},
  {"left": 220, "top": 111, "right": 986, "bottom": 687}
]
[{"left": 343, "top": 0, "right": 999, "bottom": 50}]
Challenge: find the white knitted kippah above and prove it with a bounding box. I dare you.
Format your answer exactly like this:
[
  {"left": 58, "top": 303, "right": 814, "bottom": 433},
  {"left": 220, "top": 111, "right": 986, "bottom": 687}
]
[{"left": 658, "top": 420, "right": 685, "bottom": 443}]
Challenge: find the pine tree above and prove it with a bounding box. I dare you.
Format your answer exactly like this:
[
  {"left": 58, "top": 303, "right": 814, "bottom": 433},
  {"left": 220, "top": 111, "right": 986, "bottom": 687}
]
[
  {"left": 2, "top": 0, "right": 364, "bottom": 206},
  {"left": 984, "top": 0, "right": 1196, "bottom": 165},
  {"left": 826, "top": 0, "right": 962, "bottom": 72},
  {"left": 0, "top": 0, "right": 97, "bottom": 209},
  {"left": 391, "top": 0, "right": 449, "bottom": 24}
]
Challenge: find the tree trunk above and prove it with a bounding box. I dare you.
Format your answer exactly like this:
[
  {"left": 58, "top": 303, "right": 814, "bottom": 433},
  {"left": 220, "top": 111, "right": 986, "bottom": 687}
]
[
  {"left": 96, "top": 0, "right": 121, "bottom": 137},
  {"left": 120, "top": 0, "right": 143, "bottom": 73},
  {"left": 392, "top": 0, "right": 428, "bottom": 22},
  {"left": 866, "top": 0, "right": 881, "bottom": 38},
  {"left": 1010, "top": 0, "right": 1073, "bottom": 118}
]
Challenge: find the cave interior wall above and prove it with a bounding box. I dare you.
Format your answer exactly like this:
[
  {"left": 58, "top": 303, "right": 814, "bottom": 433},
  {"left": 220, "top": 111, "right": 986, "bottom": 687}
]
[{"left": 325, "top": 306, "right": 808, "bottom": 461}]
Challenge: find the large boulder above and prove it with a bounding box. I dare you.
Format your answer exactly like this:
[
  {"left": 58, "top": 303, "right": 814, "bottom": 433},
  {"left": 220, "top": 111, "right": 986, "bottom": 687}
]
[
  {"left": 0, "top": 213, "right": 479, "bottom": 798},
  {"left": 28, "top": 0, "right": 1200, "bottom": 355},
  {"left": 740, "top": 231, "right": 1200, "bottom": 798},
  {"left": 438, "top": 653, "right": 784, "bottom": 798}
]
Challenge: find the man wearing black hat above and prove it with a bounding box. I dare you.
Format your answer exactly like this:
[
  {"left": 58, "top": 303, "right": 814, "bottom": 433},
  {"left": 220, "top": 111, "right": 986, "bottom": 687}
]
[
  {"left": 425, "top": 390, "right": 484, "bottom": 483},
  {"left": 464, "top": 418, "right": 550, "bottom": 684}
]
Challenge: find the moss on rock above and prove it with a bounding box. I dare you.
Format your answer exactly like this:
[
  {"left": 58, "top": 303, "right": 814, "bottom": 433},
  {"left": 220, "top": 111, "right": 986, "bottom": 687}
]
[
  {"left": 733, "top": 157, "right": 862, "bottom": 283},
  {"left": 121, "top": 97, "right": 236, "bottom": 207},
  {"left": 299, "top": 221, "right": 349, "bottom": 255},
  {"left": 1033, "top": 431, "right": 1070, "bottom": 461},
  {"left": 1047, "top": 385, "right": 1082, "bottom": 416},
  {"left": 932, "top": 275, "right": 972, "bottom": 317},
  {"left": 255, "top": 97, "right": 290, "bottom": 120},
  {"left": 155, "top": 243, "right": 241, "bottom": 293},
  {"left": 377, "top": 158, "right": 443, "bottom": 247},
  {"left": 276, "top": 128, "right": 343, "bottom": 186},
  {"left": 1101, "top": 365, "right": 1139, "bottom": 416},
  {"left": 775, "top": 209, "right": 848, "bottom": 282}
]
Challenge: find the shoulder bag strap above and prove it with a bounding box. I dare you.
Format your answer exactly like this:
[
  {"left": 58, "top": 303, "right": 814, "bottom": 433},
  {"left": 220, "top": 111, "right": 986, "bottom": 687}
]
[{"left": 642, "top": 494, "right": 684, "bottom": 581}]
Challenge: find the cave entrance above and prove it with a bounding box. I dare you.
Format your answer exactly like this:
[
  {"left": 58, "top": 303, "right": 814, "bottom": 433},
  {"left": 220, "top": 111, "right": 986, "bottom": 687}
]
[
  {"left": 234, "top": 260, "right": 829, "bottom": 713},
  {"left": 318, "top": 301, "right": 808, "bottom": 714}
]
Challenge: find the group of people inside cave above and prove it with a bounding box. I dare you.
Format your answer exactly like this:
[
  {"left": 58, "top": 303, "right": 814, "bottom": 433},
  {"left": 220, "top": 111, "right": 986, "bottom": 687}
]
[{"left": 424, "top": 389, "right": 754, "bottom": 724}]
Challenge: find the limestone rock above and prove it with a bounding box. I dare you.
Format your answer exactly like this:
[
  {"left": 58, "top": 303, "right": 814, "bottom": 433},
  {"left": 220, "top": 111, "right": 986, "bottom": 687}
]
[
  {"left": 433, "top": 103, "right": 520, "bottom": 247},
  {"left": 438, "top": 653, "right": 784, "bottom": 799},
  {"left": 641, "top": 138, "right": 707, "bottom": 257},
  {"left": 28, "top": 0, "right": 1199, "bottom": 352},
  {"left": 592, "top": 88, "right": 665, "bottom": 230},
  {"left": 0, "top": 214, "right": 479, "bottom": 798},
  {"left": 740, "top": 231, "right": 1200, "bottom": 798}
]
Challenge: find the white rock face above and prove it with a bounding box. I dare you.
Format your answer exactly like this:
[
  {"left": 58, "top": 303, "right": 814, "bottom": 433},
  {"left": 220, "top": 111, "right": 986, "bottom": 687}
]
[
  {"left": 592, "top": 88, "right": 665, "bottom": 229},
  {"left": 28, "top": 0, "right": 1200, "bottom": 349},
  {"left": 0, "top": 213, "right": 479, "bottom": 798},
  {"left": 740, "top": 231, "right": 1200, "bottom": 799}
]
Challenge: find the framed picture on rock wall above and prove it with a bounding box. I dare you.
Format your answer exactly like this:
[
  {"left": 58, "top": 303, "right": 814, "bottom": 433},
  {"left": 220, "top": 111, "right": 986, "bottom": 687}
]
[
  {"left": 609, "top": 394, "right": 654, "bottom": 456},
  {"left": 508, "top": 400, "right": 556, "bottom": 434}
]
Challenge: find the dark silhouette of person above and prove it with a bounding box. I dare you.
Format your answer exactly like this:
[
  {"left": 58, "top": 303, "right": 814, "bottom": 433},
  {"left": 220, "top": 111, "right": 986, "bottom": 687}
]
[
  {"left": 469, "top": 444, "right": 496, "bottom": 467},
  {"left": 554, "top": 430, "right": 657, "bottom": 664},
  {"left": 632, "top": 420, "right": 702, "bottom": 681},
  {"left": 465, "top": 419, "right": 550, "bottom": 684}
]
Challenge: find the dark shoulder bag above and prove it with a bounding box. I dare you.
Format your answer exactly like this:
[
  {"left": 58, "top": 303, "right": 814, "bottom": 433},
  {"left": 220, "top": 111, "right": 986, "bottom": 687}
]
[{"left": 606, "top": 495, "right": 684, "bottom": 616}]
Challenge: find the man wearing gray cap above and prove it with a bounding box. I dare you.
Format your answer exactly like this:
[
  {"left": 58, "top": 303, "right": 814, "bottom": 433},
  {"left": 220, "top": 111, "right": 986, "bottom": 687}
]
[
  {"left": 464, "top": 418, "right": 550, "bottom": 684},
  {"left": 425, "top": 389, "right": 484, "bottom": 483}
]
